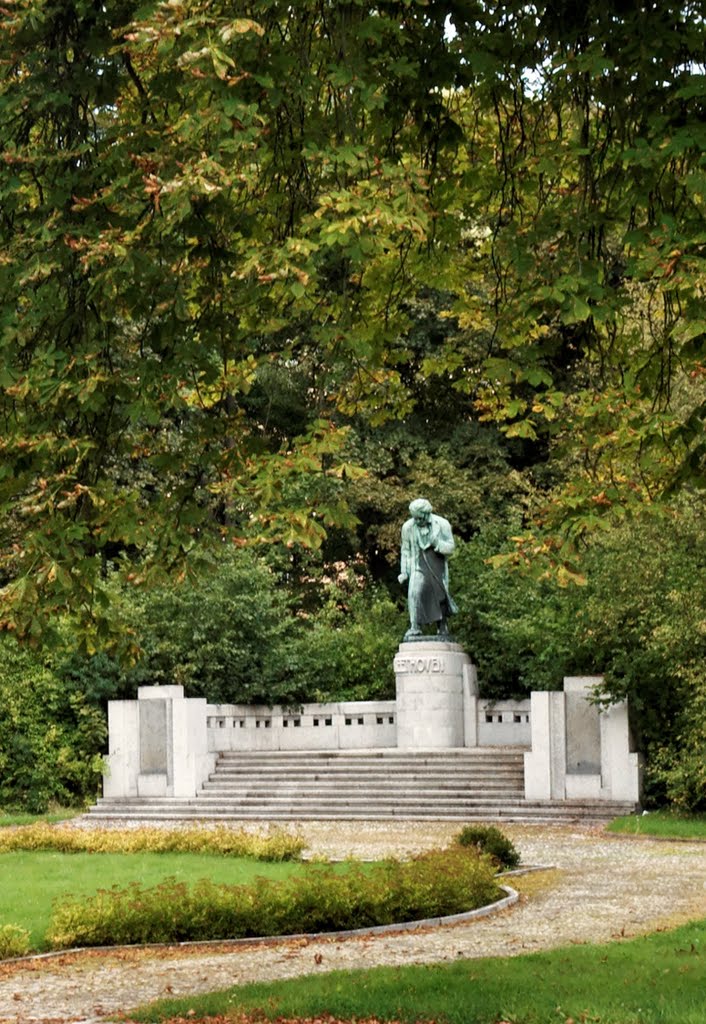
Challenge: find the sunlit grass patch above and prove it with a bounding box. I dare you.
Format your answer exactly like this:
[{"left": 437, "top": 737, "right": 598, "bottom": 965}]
[
  {"left": 608, "top": 811, "right": 706, "bottom": 840},
  {"left": 130, "top": 917, "right": 706, "bottom": 1024}
]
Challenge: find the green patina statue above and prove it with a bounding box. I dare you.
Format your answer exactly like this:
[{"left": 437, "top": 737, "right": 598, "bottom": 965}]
[{"left": 398, "top": 498, "right": 458, "bottom": 641}]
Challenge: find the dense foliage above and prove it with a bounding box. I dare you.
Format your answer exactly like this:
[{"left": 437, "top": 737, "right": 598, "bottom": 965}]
[
  {"left": 118, "top": 548, "right": 294, "bottom": 704},
  {"left": 2, "top": 0, "right": 706, "bottom": 629},
  {"left": 0, "top": 636, "right": 106, "bottom": 812},
  {"left": 453, "top": 498, "right": 706, "bottom": 810}
]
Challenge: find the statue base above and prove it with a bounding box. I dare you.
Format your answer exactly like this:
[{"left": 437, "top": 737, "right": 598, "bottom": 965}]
[
  {"left": 393, "top": 639, "right": 477, "bottom": 749},
  {"left": 402, "top": 630, "right": 456, "bottom": 643}
]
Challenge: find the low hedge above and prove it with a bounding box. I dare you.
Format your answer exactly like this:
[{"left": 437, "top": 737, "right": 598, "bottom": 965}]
[
  {"left": 47, "top": 846, "right": 501, "bottom": 949},
  {"left": 0, "top": 824, "right": 305, "bottom": 861}
]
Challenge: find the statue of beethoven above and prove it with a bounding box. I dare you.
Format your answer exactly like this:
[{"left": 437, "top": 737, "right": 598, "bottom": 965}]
[{"left": 398, "top": 498, "right": 458, "bottom": 641}]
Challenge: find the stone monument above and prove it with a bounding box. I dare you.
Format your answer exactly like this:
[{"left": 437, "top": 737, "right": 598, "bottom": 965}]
[{"left": 395, "top": 498, "right": 477, "bottom": 748}]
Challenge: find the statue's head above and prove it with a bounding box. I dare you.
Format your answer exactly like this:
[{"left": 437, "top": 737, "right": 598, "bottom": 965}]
[{"left": 409, "top": 497, "right": 432, "bottom": 524}]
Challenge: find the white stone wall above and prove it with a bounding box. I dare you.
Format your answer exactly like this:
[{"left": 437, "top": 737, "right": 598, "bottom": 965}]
[
  {"left": 206, "top": 693, "right": 533, "bottom": 753},
  {"left": 476, "top": 699, "right": 532, "bottom": 746},
  {"left": 206, "top": 701, "right": 397, "bottom": 752}
]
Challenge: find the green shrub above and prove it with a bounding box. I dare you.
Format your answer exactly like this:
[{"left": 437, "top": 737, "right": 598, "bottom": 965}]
[
  {"left": 284, "top": 578, "right": 403, "bottom": 701},
  {"left": 453, "top": 499, "right": 706, "bottom": 811},
  {"left": 456, "top": 824, "right": 520, "bottom": 870},
  {"left": 649, "top": 730, "right": 706, "bottom": 814},
  {"left": 47, "top": 846, "right": 500, "bottom": 949},
  {"left": 121, "top": 549, "right": 297, "bottom": 705},
  {"left": 0, "top": 635, "right": 106, "bottom": 812},
  {"left": 0, "top": 924, "right": 30, "bottom": 960},
  {"left": 0, "top": 823, "right": 305, "bottom": 861}
]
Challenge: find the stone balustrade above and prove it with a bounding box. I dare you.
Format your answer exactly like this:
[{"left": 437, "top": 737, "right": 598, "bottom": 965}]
[
  {"left": 206, "top": 701, "right": 397, "bottom": 752},
  {"left": 203, "top": 696, "right": 532, "bottom": 752}
]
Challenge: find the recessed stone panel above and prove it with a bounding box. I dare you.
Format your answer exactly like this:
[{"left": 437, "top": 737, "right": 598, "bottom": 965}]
[
  {"left": 139, "top": 698, "right": 168, "bottom": 774},
  {"left": 565, "top": 691, "right": 601, "bottom": 775}
]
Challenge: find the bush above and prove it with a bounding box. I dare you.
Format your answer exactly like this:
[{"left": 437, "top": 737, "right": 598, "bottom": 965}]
[
  {"left": 452, "top": 498, "right": 706, "bottom": 812},
  {"left": 0, "top": 924, "right": 30, "bottom": 960},
  {"left": 0, "top": 824, "right": 305, "bottom": 861},
  {"left": 456, "top": 825, "right": 520, "bottom": 870},
  {"left": 46, "top": 846, "right": 500, "bottom": 949},
  {"left": 451, "top": 522, "right": 573, "bottom": 698},
  {"left": 121, "top": 548, "right": 296, "bottom": 705},
  {"left": 285, "top": 578, "right": 403, "bottom": 701},
  {"left": 0, "top": 635, "right": 106, "bottom": 812},
  {"left": 649, "top": 711, "right": 706, "bottom": 814}
]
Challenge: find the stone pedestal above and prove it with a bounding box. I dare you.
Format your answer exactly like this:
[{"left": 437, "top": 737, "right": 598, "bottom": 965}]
[{"left": 394, "top": 640, "right": 477, "bottom": 748}]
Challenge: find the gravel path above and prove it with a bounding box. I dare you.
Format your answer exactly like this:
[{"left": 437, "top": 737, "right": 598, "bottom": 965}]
[{"left": 1, "top": 821, "right": 705, "bottom": 1024}]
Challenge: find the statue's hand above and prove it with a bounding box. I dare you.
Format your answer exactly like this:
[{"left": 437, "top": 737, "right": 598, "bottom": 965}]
[{"left": 398, "top": 573, "right": 408, "bottom": 584}]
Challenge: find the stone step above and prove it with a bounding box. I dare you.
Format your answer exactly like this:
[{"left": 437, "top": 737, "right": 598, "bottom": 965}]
[
  {"left": 200, "top": 785, "right": 524, "bottom": 798},
  {"left": 214, "top": 752, "right": 527, "bottom": 765},
  {"left": 200, "top": 787, "right": 525, "bottom": 799},
  {"left": 212, "top": 754, "right": 526, "bottom": 764},
  {"left": 190, "top": 795, "right": 526, "bottom": 808},
  {"left": 90, "top": 747, "right": 637, "bottom": 823},
  {"left": 209, "top": 773, "right": 523, "bottom": 786},
  {"left": 209, "top": 765, "right": 525, "bottom": 776},
  {"left": 209, "top": 767, "right": 526, "bottom": 778},
  {"left": 92, "top": 791, "right": 631, "bottom": 812},
  {"left": 88, "top": 801, "right": 631, "bottom": 822},
  {"left": 205, "top": 771, "right": 525, "bottom": 783},
  {"left": 215, "top": 746, "right": 525, "bottom": 753},
  {"left": 94, "top": 793, "right": 527, "bottom": 809}
]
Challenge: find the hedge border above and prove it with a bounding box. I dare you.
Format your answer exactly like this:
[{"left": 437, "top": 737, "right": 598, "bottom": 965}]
[{"left": 1, "top": 883, "right": 520, "bottom": 965}]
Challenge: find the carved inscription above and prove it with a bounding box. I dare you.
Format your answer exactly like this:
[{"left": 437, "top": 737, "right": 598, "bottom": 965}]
[{"left": 394, "top": 656, "right": 446, "bottom": 674}]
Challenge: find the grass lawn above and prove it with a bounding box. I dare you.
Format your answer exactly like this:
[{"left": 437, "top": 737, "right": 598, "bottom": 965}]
[
  {"left": 0, "top": 852, "right": 350, "bottom": 951},
  {"left": 130, "top": 916, "right": 706, "bottom": 1024},
  {"left": 608, "top": 811, "right": 706, "bottom": 840},
  {"left": 0, "top": 808, "right": 81, "bottom": 827}
]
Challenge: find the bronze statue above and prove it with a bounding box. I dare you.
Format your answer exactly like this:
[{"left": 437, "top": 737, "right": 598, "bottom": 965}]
[{"left": 398, "top": 498, "right": 458, "bottom": 641}]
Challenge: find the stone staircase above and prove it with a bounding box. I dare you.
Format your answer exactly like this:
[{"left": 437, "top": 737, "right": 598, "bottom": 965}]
[{"left": 90, "top": 749, "right": 638, "bottom": 822}]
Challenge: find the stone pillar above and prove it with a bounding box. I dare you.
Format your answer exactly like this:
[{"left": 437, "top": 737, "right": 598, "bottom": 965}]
[
  {"left": 599, "top": 700, "right": 643, "bottom": 803},
  {"left": 103, "top": 699, "right": 140, "bottom": 799},
  {"left": 103, "top": 685, "right": 213, "bottom": 799},
  {"left": 523, "top": 689, "right": 567, "bottom": 800},
  {"left": 564, "top": 676, "right": 602, "bottom": 799},
  {"left": 523, "top": 676, "right": 642, "bottom": 804},
  {"left": 462, "top": 664, "right": 480, "bottom": 748},
  {"left": 394, "top": 640, "right": 477, "bottom": 749}
]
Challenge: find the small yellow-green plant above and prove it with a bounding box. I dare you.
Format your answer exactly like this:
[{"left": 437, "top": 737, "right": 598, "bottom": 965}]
[{"left": 0, "top": 924, "right": 30, "bottom": 960}]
